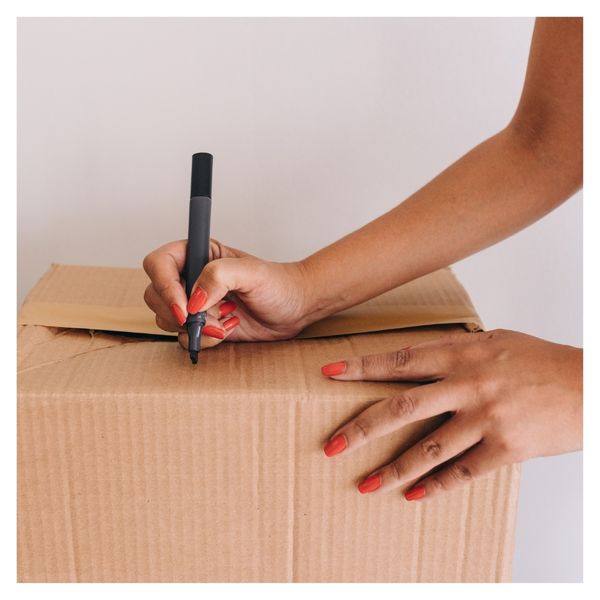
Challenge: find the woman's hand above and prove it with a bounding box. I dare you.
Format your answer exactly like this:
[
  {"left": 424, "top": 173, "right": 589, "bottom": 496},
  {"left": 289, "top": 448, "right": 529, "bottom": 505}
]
[
  {"left": 143, "top": 239, "right": 310, "bottom": 349},
  {"left": 321, "top": 329, "right": 582, "bottom": 501}
]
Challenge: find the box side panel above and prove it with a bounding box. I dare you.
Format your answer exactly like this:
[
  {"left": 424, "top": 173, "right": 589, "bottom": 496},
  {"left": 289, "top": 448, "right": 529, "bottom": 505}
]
[
  {"left": 465, "top": 463, "right": 521, "bottom": 582},
  {"left": 18, "top": 392, "right": 293, "bottom": 582},
  {"left": 18, "top": 324, "right": 520, "bottom": 583}
]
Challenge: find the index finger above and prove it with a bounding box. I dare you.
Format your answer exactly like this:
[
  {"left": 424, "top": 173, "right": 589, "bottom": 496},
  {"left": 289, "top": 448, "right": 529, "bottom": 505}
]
[
  {"left": 143, "top": 240, "right": 189, "bottom": 314},
  {"left": 321, "top": 344, "right": 457, "bottom": 383}
]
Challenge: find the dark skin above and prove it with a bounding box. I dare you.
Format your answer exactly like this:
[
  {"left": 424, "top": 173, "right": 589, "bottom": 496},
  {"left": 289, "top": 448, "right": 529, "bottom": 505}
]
[{"left": 143, "top": 18, "right": 582, "bottom": 500}]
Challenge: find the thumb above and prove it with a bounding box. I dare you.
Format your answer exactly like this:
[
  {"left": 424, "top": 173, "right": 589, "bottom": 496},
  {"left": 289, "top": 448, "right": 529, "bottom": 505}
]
[{"left": 186, "top": 256, "right": 264, "bottom": 314}]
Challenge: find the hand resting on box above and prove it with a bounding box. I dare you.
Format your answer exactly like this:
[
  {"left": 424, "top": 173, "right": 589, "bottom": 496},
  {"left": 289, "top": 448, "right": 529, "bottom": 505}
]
[{"left": 321, "top": 329, "right": 582, "bottom": 501}]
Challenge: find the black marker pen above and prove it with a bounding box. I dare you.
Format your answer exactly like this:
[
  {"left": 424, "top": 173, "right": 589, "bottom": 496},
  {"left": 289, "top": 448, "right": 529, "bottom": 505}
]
[{"left": 185, "top": 152, "right": 213, "bottom": 364}]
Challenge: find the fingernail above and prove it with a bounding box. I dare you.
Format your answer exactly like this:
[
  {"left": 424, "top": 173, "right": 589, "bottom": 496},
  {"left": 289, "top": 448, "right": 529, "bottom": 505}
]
[
  {"left": 170, "top": 303, "right": 187, "bottom": 327},
  {"left": 405, "top": 485, "right": 426, "bottom": 501},
  {"left": 202, "top": 325, "right": 225, "bottom": 340},
  {"left": 323, "top": 434, "right": 347, "bottom": 457},
  {"left": 223, "top": 316, "right": 240, "bottom": 331},
  {"left": 321, "top": 361, "right": 347, "bottom": 377},
  {"left": 358, "top": 474, "right": 381, "bottom": 494},
  {"left": 188, "top": 287, "right": 208, "bottom": 314},
  {"left": 219, "top": 301, "right": 237, "bottom": 317}
]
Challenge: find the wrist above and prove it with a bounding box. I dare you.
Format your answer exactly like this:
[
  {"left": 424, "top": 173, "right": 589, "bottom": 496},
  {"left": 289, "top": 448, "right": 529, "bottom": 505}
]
[{"left": 293, "top": 256, "right": 342, "bottom": 329}]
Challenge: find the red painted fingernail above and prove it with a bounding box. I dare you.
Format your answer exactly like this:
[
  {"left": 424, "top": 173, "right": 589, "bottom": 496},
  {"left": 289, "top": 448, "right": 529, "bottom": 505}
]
[
  {"left": 219, "top": 301, "right": 237, "bottom": 317},
  {"left": 202, "top": 325, "right": 225, "bottom": 340},
  {"left": 321, "top": 361, "right": 347, "bottom": 377},
  {"left": 170, "top": 304, "right": 187, "bottom": 327},
  {"left": 223, "top": 316, "right": 240, "bottom": 331},
  {"left": 323, "top": 434, "right": 347, "bottom": 457},
  {"left": 405, "top": 485, "right": 426, "bottom": 501},
  {"left": 358, "top": 474, "right": 381, "bottom": 494},
  {"left": 187, "top": 287, "right": 208, "bottom": 314}
]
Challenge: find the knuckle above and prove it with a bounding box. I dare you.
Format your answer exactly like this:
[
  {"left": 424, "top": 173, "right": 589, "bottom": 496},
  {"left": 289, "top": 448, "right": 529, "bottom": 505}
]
[
  {"left": 351, "top": 419, "right": 370, "bottom": 440},
  {"left": 359, "top": 354, "right": 371, "bottom": 378},
  {"left": 483, "top": 374, "right": 505, "bottom": 398},
  {"left": 392, "top": 348, "right": 411, "bottom": 372},
  {"left": 493, "top": 431, "right": 522, "bottom": 461},
  {"left": 448, "top": 462, "right": 473, "bottom": 483},
  {"left": 494, "top": 348, "right": 511, "bottom": 363},
  {"left": 494, "top": 435, "right": 513, "bottom": 456},
  {"left": 470, "top": 372, "right": 503, "bottom": 406},
  {"left": 389, "top": 394, "right": 416, "bottom": 419},
  {"left": 390, "top": 460, "right": 403, "bottom": 481},
  {"left": 482, "top": 397, "right": 509, "bottom": 424},
  {"left": 482, "top": 403, "right": 498, "bottom": 424},
  {"left": 431, "top": 476, "right": 448, "bottom": 491},
  {"left": 420, "top": 438, "right": 442, "bottom": 459}
]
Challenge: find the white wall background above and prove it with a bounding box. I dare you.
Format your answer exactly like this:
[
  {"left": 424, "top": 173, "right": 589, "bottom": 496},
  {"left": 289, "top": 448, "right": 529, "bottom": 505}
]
[{"left": 17, "top": 17, "right": 582, "bottom": 582}]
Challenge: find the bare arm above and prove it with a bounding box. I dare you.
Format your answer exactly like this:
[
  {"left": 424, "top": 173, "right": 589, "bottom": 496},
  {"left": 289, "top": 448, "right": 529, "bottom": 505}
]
[
  {"left": 300, "top": 17, "right": 582, "bottom": 323},
  {"left": 144, "top": 18, "right": 582, "bottom": 345}
]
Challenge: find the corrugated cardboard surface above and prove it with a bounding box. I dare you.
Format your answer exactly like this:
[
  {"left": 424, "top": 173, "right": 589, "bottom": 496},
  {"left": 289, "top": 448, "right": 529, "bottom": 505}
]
[{"left": 17, "top": 265, "right": 519, "bottom": 582}]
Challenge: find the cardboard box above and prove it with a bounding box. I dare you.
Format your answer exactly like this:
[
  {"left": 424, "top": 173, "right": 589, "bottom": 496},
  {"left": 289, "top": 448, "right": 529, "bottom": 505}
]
[{"left": 17, "top": 264, "right": 520, "bottom": 582}]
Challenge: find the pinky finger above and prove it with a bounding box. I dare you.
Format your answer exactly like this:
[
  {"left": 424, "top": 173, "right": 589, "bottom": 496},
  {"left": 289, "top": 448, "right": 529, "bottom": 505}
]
[{"left": 403, "top": 440, "right": 505, "bottom": 502}]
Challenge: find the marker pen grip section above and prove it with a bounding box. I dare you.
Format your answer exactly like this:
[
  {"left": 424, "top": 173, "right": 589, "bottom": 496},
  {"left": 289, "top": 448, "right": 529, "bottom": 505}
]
[{"left": 185, "top": 195, "right": 212, "bottom": 299}]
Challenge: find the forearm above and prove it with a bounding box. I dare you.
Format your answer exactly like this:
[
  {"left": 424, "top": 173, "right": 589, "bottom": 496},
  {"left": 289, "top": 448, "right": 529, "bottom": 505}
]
[{"left": 299, "top": 124, "right": 581, "bottom": 323}]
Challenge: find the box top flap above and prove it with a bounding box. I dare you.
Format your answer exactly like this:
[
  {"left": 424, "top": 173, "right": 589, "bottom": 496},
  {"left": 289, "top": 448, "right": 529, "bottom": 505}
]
[{"left": 17, "top": 264, "right": 482, "bottom": 338}]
